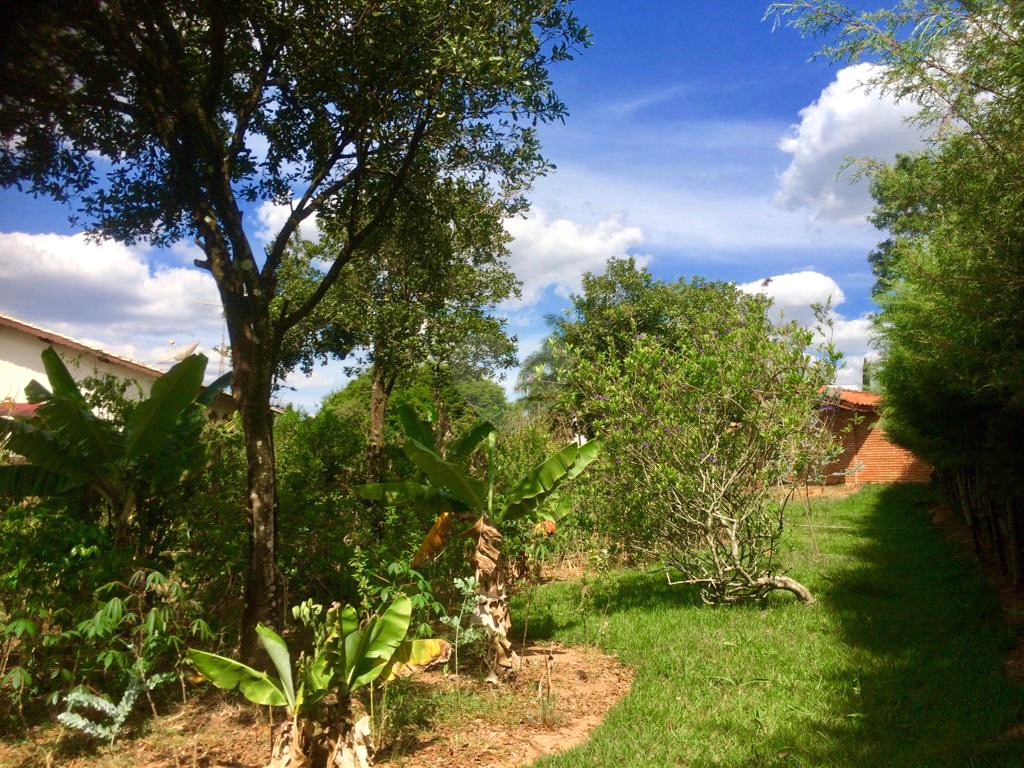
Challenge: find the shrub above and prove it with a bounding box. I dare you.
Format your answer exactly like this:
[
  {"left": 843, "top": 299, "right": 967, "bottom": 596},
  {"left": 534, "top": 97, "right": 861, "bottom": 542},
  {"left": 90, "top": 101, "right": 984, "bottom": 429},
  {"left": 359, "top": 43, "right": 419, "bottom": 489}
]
[{"left": 573, "top": 284, "right": 837, "bottom": 604}]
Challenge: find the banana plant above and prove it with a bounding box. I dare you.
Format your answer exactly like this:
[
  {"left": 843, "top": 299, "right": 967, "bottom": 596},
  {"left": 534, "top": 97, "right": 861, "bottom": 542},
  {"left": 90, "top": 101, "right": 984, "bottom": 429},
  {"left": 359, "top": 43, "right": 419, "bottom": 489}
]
[
  {"left": 0, "top": 347, "right": 227, "bottom": 553},
  {"left": 188, "top": 597, "right": 449, "bottom": 768},
  {"left": 357, "top": 406, "right": 599, "bottom": 673}
]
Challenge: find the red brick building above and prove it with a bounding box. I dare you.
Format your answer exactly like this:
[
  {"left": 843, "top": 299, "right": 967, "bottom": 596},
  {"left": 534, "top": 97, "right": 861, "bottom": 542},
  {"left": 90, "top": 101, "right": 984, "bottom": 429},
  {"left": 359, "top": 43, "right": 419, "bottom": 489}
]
[{"left": 820, "top": 388, "right": 932, "bottom": 485}]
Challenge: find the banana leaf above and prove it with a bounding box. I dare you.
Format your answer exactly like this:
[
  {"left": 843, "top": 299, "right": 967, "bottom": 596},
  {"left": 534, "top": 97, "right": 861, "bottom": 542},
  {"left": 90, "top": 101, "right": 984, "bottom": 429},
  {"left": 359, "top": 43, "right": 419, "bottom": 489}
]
[
  {"left": 39, "top": 348, "right": 88, "bottom": 407},
  {"left": 255, "top": 624, "right": 296, "bottom": 711},
  {"left": 0, "top": 464, "right": 82, "bottom": 498},
  {"left": 397, "top": 404, "right": 434, "bottom": 450},
  {"left": 34, "top": 394, "right": 121, "bottom": 470},
  {"left": 446, "top": 418, "right": 496, "bottom": 464},
  {"left": 23, "top": 380, "right": 51, "bottom": 404},
  {"left": 384, "top": 638, "right": 452, "bottom": 680},
  {"left": 198, "top": 370, "right": 232, "bottom": 406},
  {"left": 313, "top": 603, "right": 361, "bottom": 695},
  {"left": 562, "top": 438, "right": 602, "bottom": 482},
  {"left": 355, "top": 481, "right": 465, "bottom": 514},
  {"left": 346, "top": 596, "right": 412, "bottom": 690},
  {"left": 0, "top": 418, "right": 92, "bottom": 481},
  {"left": 501, "top": 439, "right": 601, "bottom": 522},
  {"left": 402, "top": 438, "right": 485, "bottom": 511},
  {"left": 124, "top": 354, "right": 207, "bottom": 462},
  {"left": 187, "top": 649, "right": 288, "bottom": 707},
  {"left": 410, "top": 511, "right": 456, "bottom": 568}
]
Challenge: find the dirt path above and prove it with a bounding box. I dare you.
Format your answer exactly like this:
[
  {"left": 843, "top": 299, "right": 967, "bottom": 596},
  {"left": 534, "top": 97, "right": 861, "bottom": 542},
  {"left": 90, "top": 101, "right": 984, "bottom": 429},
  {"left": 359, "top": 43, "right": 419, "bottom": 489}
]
[
  {"left": 0, "top": 641, "right": 632, "bottom": 768},
  {"left": 378, "top": 643, "right": 632, "bottom": 768}
]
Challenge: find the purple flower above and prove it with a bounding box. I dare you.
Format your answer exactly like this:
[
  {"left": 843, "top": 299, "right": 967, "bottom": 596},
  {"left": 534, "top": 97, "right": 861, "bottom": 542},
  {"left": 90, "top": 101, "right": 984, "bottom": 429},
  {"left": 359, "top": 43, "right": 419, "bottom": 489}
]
[{"left": 594, "top": 394, "right": 609, "bottom": 401}]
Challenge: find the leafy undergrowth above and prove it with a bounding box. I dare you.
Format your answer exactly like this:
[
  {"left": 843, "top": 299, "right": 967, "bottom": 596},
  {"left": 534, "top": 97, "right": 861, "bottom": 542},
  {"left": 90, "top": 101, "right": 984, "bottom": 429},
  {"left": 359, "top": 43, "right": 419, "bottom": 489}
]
[
  {"left": 521, "top": 484, "right": 1024, "bottom": 767},
  {"left": 3, "top": 484, "right": 1023, "bottom": 767}
]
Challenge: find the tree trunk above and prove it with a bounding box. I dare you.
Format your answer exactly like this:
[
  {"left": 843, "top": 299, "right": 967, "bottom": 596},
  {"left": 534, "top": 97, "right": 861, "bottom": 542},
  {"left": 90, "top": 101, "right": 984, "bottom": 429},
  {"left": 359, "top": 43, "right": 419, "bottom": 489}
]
[
  {"left": 366, "top": 364, "right": 393, "bottom": 484},
  {"left": 430, "top": 365, "right": 451, "bottom": 452},
  {"left": 753, "top": 575, "right": 815, "bottom": 605},
  {"left": 233, "top": 330, "right": 284, "bottom": 666},
  {"left": 268, "top": 714, "right": 373, "bottom": 768}
]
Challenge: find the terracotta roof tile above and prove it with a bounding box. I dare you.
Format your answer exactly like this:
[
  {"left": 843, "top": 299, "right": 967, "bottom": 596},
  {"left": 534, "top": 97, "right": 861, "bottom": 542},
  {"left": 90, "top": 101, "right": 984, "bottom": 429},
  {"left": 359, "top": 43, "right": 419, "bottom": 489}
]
[
  {"left": 820, "top": 386, "right": 881, "bottom": 412},
  {"left": 1, "top": 401, "right": 40, "bottom": 419}
]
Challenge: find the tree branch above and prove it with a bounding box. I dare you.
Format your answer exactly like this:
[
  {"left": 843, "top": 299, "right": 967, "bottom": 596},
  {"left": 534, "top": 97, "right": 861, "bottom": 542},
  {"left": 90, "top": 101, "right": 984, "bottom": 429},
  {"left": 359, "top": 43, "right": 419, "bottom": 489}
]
[{"left": 278, "top": 111, "right": 433, "bottom": 334}]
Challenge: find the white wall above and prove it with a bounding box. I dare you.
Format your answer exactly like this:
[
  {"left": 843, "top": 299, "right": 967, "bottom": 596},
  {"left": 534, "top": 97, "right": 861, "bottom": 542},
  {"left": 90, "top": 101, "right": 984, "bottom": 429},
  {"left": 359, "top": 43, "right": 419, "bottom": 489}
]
[{"left": 0, "top": 324, "right": 158, "bottom": 402}]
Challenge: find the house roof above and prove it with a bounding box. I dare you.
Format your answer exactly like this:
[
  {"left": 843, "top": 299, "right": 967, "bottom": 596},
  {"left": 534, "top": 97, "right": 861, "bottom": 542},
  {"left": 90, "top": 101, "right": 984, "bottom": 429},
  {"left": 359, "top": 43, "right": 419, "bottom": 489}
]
[
  {"left": 1, "top": 400, "right": 40, "bottom": 419},
  {"left": 0, "top": 312, "right": 164, "bottom": 381},
  {"left": 821, "top": 386, "right": 881, "bottom": 413}
]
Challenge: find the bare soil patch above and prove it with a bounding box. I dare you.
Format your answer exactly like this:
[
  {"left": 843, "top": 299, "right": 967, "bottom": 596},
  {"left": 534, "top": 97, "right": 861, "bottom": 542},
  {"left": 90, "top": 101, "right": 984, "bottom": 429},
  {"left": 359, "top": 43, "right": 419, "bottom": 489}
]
[
  {"left": 0, "top": 642, "right": 632, "bottom": 768},
  {"left": 378, "top": 643, "right": 631, "bottom": 768}
]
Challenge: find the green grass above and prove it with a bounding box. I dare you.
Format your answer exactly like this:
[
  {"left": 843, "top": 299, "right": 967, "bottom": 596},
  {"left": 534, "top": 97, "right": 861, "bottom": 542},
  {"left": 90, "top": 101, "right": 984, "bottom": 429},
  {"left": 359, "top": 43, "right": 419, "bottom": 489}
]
[{"left": 518, "top": 485, "right": 1024, "bottom": 767}]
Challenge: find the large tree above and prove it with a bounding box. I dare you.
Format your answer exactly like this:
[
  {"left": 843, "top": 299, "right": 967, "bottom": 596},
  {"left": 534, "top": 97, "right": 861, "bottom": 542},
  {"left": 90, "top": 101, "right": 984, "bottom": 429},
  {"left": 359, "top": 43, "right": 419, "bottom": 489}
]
[
  {"left": 307, "top": 176, "right": 518, "bottom": 481},
  {"left": 1, "top": 0, "right": 587, "bottom": 660}
]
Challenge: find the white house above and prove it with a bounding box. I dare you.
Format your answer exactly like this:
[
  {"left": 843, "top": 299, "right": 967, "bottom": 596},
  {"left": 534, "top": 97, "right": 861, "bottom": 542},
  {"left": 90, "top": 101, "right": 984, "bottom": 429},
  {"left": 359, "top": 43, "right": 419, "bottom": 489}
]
[{"left": 0, "top": 312, "right": 163, "bottom": 404}]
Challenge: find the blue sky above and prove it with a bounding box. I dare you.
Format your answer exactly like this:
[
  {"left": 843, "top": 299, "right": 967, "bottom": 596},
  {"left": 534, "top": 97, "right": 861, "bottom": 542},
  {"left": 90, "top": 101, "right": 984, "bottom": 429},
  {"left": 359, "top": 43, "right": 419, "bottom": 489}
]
[{"left": 0, "top": 1, "right": 926, "bottom": 409}]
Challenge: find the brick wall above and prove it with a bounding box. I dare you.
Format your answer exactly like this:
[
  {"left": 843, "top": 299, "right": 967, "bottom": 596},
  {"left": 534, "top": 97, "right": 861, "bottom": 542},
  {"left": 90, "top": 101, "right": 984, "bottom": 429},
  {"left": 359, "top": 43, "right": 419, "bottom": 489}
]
[{"left": 822, "top": 409, "right": 932, "bottom": 485}]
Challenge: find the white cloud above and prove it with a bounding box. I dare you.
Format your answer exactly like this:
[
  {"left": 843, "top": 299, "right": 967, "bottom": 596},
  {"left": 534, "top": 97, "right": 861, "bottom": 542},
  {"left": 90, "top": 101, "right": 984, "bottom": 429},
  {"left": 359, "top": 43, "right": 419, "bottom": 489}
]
[
  {"left": 529, "top": 163, "right": 881, "bottom": 256},
  {"left": 605, "top": 84, "right": 692, "bottom": 117},
  {"left": 738, "top": 270, "right": 844, "bottom": 326},
  {"left": 255, "top": 201, "right": 320, "bottom": 244},
  {"left": 775, "top": 63, "right": 925, "bottom": 222},
  {"left": 503, "top": 209, "right": 649, "bottom": 305},
  {"left": 0, "top": 231, "right": 364, "bottom": 408},
  {"left": 0, "top": 231, "right": 225, "bottom": 371},
  {"left": 740, "top": 270, "right": 876, "bottom": 388},
  {"left": 0, "top": 232, "right": 221, "bottom": 333}
]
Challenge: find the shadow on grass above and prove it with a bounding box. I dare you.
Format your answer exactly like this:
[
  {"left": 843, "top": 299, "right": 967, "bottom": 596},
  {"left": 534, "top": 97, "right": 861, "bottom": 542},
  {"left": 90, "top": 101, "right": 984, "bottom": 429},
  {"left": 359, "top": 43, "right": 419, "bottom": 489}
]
[
  {"left": 516, "top": 567, "right": 702, "bottom": 644},
  {"left": 733, "top": 484, "right": 1024, "bottom": 768}
]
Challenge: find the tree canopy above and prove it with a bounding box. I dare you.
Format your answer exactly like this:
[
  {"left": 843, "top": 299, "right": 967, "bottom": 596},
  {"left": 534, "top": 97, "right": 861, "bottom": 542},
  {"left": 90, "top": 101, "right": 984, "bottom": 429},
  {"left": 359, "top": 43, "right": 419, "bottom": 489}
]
[{"left": 0, "top": 0, "right": 589, "bottom": 659}]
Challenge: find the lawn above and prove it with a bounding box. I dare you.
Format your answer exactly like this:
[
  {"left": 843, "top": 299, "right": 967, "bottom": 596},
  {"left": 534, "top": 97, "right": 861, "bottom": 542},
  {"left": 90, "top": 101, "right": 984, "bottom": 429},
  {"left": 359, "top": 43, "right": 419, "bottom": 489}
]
[{"left": 518, "top": 484, "right": 1024, "bottom": 767}]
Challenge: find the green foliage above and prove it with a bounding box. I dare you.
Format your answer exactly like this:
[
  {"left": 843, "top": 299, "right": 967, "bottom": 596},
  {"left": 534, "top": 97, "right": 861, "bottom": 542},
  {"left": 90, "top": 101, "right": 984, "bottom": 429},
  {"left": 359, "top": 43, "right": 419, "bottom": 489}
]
[
  {"left": 298, "top": 176, "right": 519, "bottom": 383},
  {"left": 0, "top": 354, "right": 229, "bottom": 728},
  {"left": 361, "top": 561, "right": 445, "bottom": 639},
  {"left": 0, "top": 349, "right": 216, "bottom": 555},
  {"left": 560, "top": 262, "right": 836, "bottom": 603},
  {"left": 74, "top": 570, "right": 213, "bottom": 688},
  {"left": 0, "top": 554, "right": 211, "bottom": 729},
  {"left": 1, "top": 0, "right": 589, "bottom": 656},
  {"left": 776, "top": 0, "right": 1024, "bottom": 577},
  {"left": 322, "top": 367, "right": 507, "bottom": 472},
  {"left": 358, "top": 406, "right": 599, "bottom": 534},
  {"left": 515, "top": 336, "right": 573, "bottom": 426},
  {"left": 273, "top": 406, "right": 370, "bottom": 606},
  {"left": 437, "top": 577, "right": 485, "bottom": 676},
  {"left": 357, "top": 406, "right": 598, "bottom": 671},
  {"left": 455, "top": 379, "right": 512, "bottom": 426}
]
